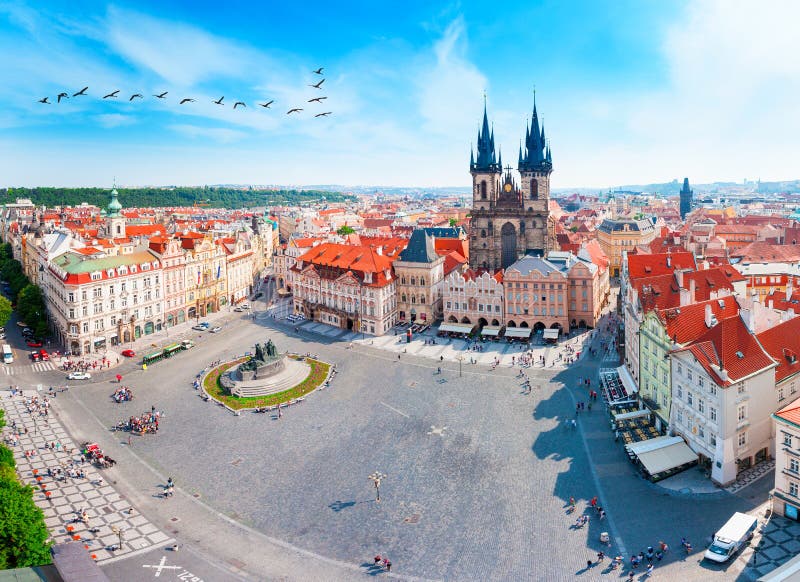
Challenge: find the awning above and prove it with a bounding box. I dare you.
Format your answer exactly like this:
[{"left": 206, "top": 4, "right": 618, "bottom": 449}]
[
  {"left": 277, "top": 288, "right": 291, "bottom": 296},
  {"left": 481, "top": 326, "right": 502, "bottom": 336},
  {"left": 614, "top": 409, "right": 650, "bottom": 422},
  {"left": 625, "top": 435, "right": 683, "bottom": 456},
  {"left": 543, "top": 328, "right": 560, "bottom": 340},
  {"left": 438, "top": 322, "right": 475, "bottom": 334},
  {"left": 505, "top": 327, "right": 532, "bottom": 339},
  {"left": 637, "top": 441, "right": 697, "bottom": 475},
  {"left": 616, "top": 365, "right": 639, "bottom": 395}
]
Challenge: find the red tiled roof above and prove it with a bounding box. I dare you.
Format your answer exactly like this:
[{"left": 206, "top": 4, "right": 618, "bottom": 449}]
[
  {"left": 682, "top": 268, "right": 736, "bottom": 301},
  {"left": 443, "top": 251, "right": 467, "bottom": 276},
  {"left": 635, "top": 274, "right": 681, "bottom": 312},
  {"left": 679, "top": 316, "right": 774, "bottom": 386},
  {"left": 295, "top": 242, "right": 396, "bottom": 283},
  {"left": 126, "top": 224, "right": 166, "bottom": 237},
  {"left": 774, "top": 397, "right": 800, "bottom": 428},
  {"left": 660, "top": 295, "right": 739, "bottom": 344},
  {"left": 628, "top": 252, "right": 695, "bottom": 280},
  {"left": 435, "top": 238, "right": 469, "bottom": 260},
  {"left": 731, "top": 242, "right": 800, "bottom": 263},
  {"left": 757, "top": 317, "right": 800, "bottom": 383}
]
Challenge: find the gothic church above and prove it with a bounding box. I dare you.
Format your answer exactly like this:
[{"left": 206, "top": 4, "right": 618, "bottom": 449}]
[{"left": 468, "top": 100, "right": 556, "bottom": 270}]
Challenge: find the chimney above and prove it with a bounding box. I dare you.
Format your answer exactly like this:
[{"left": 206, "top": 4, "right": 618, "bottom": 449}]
[
  {"left": 769, "top": 299, "right": 774, "bottom": 310},
  {"left": 703, "top": 260, "right": 710, "bottom": 270},
  {"left": 741, "top": 307, "right": 756, "bottom": 333},
  {"left": 704, "top": 304, "right": 713, "bottom": 327},
  {"left": 690, "top": 279, "right": 696, "bottom": 303},
  {"left": 675, "top": 269, "right": 684, "bottom": 287},
  {"left": 788, "top": 279, "right": 794, "bottom": 301},
  {"left": 666, "top": 253, "right": 672, "bottom": 268}
]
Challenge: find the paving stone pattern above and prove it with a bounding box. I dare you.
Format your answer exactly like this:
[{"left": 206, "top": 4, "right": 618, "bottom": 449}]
[{"left": 0, "top": 390, "right": 171, "bottom": 562}]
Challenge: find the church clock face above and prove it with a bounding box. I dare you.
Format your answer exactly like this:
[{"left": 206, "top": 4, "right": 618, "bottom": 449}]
[{"left": 504, "top": 183, "right": 512, "bottom": 193}]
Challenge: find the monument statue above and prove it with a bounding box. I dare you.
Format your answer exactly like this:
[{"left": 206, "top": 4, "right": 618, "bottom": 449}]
[{"left": 266, "top": 339, "right": 276, "bottom": 358}]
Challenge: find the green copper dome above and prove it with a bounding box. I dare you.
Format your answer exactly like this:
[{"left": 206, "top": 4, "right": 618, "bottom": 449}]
[{"left": 107, "top": 188, "right": 122, "bottom": 217}]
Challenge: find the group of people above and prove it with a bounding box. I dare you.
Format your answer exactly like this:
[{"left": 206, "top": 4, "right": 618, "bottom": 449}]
[
  {"left": 127, "top": 409, "right": 161, "bottom": 434},
  {"left": 62, "top": 357, "right": 112, "bottom": 371},
  {"left": 372, "top": 554, "right": 392, "bottom": 572},
  {"left": 112, "top": 386, "right": 133, "bottom": 403}
]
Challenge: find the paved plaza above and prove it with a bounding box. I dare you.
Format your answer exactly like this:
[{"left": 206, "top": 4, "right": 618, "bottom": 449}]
[
  {"left": 0, "top": 293, "right": 789, "bottom": 581},
  {"left": 0, "top": 390, "right": 171, "bottom": 563}
]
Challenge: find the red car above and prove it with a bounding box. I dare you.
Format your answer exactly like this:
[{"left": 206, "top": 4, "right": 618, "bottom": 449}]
[
  {"left": 30, "top": 351, "right": 40, "bottom": 361},
  {"left": 121, "top": 349, "right": 136, "bottom": 358},
  {"left": 26, "top": 340, "right": 43, "bottom": 348},
  {"left": 39, "top": 349, "right": 49, "bottom": 361}
]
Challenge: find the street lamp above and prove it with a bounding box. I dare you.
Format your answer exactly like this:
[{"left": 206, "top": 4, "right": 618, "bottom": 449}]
[
  {"left": 110, "top": 525, "right": 124, "bottom": 551},
  {"left": 368, "top": 471, "right": 386, "bottom": 503},
  {"left": 457, "top": 354, "right": 464, "bottom": 377}
]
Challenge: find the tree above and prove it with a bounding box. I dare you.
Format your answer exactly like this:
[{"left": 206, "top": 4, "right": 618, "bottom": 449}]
[
  {"left": 0, "top": 478, "right": 52, "bottom": 568},
  {"left": 449, "top": 218, "right": 458, "bottom": 227},
  {"left": 0, "top": 295, "right": 11, "bottom": 328},
  {"left": 337, "top": 225, "right": 355, "bottom": 236},
  {"left": 17, "top": 285, "right": 47, "bottom": 337}
]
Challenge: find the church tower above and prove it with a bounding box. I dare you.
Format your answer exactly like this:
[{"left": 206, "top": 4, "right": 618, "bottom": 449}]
[
  {"left": 469, "top": 96, "right": 555, "bottom": 271},
  {"left": 679, "top": 177, "right": 693, "bottom": 220},
  {"left": 105, "top": 186, "right": 126, "bottom": 238}
]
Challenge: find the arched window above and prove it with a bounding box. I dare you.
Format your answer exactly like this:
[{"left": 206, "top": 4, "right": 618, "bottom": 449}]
[
  {"left": 520, "top": 221, "right": 525, "bottom": 234},
  {"left": 531, "top": 179, "right": 538, "bottom": 199},
  {"left": 411, "top": 295, "right": 416, "bottom": 304},
  {"left": 401, "top": 294, "right": 407, "bottom": 302},
  {"left": 420, "top": 277, "right": 425, "bottom": 285},
  {"left": 481, "top": 181, "right": 487, "bottom": 199},
  {"left": 400, "top": 276, "right": 405, "bottom": 284},
  {"left": 420, "top": 295, "right": 426, "bottom": 304},
  {"left": 410, "top": 277, "right": 416, "bottom": 285},
  {"left": 481, "top": 229, "right": 486, "bottom": 238}
]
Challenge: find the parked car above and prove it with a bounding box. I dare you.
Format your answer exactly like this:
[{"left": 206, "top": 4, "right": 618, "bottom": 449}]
[
  {"left": 180, "top": 340, "right": 195, "bottom": 349},
  {"left": 191, "top": 324, "right": 206, "bottom": 331},
  {"left": 240, "top": 303, "right": 250, "bottom": 310},
  {"left": 30, "top": 352, "right": 40, "bottom": 362},
  {"left": 22, "top": 328, "right": 33, "bottom": 336},
  {"left": 233, "top": 307, "right": 244, "bottom": 312},
  {"left": 16, "top": 321, "right": 28, "bottom": 328},
  {"left": 67, "top": 371, "right": 91, "bottom": 380},
  {"left": 26, "top": 340, "right": 43, "bottom": 348},
  {"left": 38, "top": 349, "right": 49, "bottom": 361},
  {"left": 121, "top": 349, "right": 136, "bottom": 358},
  {"left": 210, "top": 326, "right": 222, "bottom": 333},
  {"left": 704, "top": 512, "right": 758, "bottom": 563}
]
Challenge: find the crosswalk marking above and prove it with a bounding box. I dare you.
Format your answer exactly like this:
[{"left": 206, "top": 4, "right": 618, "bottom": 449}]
[{"left": 31, "top": 362, "right": 56, "bottom": 372}]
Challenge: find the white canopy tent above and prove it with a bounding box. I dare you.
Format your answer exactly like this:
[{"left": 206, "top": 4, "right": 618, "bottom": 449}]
[
  {"left": 505, "top": 327, "right": 532, "bottom": 339},
  {"left": 614, "top": 409, "right": 651, "bottom": 422},
  {"left": 481, "top": 326, "right": 502, "bottom": 337},
  {"left": 616, "top": 365, "right": 639, "bottom": 395},
  {"left": 438, "top": 322, "right": 475, "bottom": 334},
  {"left": 543, "top": 328, "right": 560, "bottom": 340},
  {"left": 625, "top": 435, "right": 683, "bottom": 456},
  {"left": 637, "top": 441, "right": 697, "bottom": 476}
]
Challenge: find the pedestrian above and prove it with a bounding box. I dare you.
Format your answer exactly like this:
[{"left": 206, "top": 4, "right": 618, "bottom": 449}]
[
  {"left": 385, "top": 560, "right": 391, "bottom": 572},
  {"left": 590, "top": 496, "right": 598, "bottom": 508},
  {"left": 646, "top": 563, "right": 654, "bottom": 576},
  {"left": 655, "top": 550, "right": 663, "bottom": 562},
  {"left": 397, "top": 354, "right": 400, "bottom": 361},
  {"left": 597, "top": 551, "right": 605, "bottom": 562},
  {"left": 627, "top": 571, "right": 635, "bottom": 582},
  {"left": 374, "top": 555, "right": 381, "bottom": 565}
]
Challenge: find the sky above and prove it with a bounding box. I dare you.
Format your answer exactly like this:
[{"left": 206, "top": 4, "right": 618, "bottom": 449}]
[{"left": 1, "top": 0, "right": 800, "bottom": 190}]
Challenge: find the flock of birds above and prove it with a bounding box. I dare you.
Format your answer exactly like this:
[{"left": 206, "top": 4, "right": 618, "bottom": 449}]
[{"left": 37, "top": 67, "right": 332, "bottom": 117}]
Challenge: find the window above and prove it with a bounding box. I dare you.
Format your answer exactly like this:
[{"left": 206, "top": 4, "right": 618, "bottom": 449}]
[
  {"left": 69, "top": 324, "right": 78, "bottom": 334},
  {"left": 677, "top": 385, "right": 683, "bottom": 399},
  {"left": 793, "top": 383, "right": 798, "bottom": 395},
  {"left": 687, "top": 392, "right": 693, "bottom": 406},
  {"left": 779, "top": 388, "right": 786, "bottom": 401},
  {"left": 68, "top": 309, "right": 75, "bottom": 319},
  {"left": 698, "top": 377, "right": 704, "bottom": 388},
  {"left": 738, "top": 431, "right": 747, "bottom": 447},
  {"left": 710, "top": 433, "right": 716, "bottom": 446},
  {"left": 677, "top": 409, "right": 683, "bottom": 423},
  {"left": 791, "top": 482, "right": 799, "bottom": 497},
  {"left": 785, "top": 434, "right": 794, "bottom": 447},
  {"left": 687, "top": 370, "right": 693, "bottom": 382},
  {"left": 68, "top": 292, "right": 74, "bottom": 302},
  {"left": 110, "top": 316, "right": 116, "bottom": 325},
  {"left": 678, "top": 364, "right": 683, "bottom": 376},
  {"left": 698, "top": 400, "right": 704, "bottom": 413},
  {"left": 710, "top": 407, "right": 717, "bottom": 422},
  {"left": 791, "top": 458, "right": 799, "bottom": 473},
  {"left": 698, "top": 426, "right": 705, "bottom": 439},
  {"left": 738, "top": 405, "right": 746, "bottom": 422},
  {"left": 710, "top": 385, "right": 717, "bottom": 396},
  {"left": 738, "top": 384, "right": 745, "bottom": 394},
  {"left": 81, "top": 290, "right": 87, "bottom": 301},
  {"left": 82, "top": 322, "right": 89, "bottom": 333}
]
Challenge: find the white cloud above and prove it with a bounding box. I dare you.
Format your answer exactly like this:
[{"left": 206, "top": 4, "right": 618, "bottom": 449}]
[
  {"left": 416, "top": 18, "right": 488, "bottom": 137},
  {"left": 95, "top": 113, "right": 136, "bottom": 128},
  {"left": 169, "top": 124, "right": 247, "bottom": 143}
]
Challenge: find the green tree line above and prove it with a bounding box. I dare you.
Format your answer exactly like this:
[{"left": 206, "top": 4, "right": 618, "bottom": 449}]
[
  {"left": 0, "top": 244, "right": 47, "bottom": 338},
  {"left": 0, "top": 409, "right": 52, "bottom": 568},
  {"left": 1, "top": 187, "right": 354, "bottom": 209}
]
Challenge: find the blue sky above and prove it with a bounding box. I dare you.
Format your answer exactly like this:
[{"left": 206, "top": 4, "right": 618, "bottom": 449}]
[{"left": 1, "top": 1, "right": 799, "bottom": 189}]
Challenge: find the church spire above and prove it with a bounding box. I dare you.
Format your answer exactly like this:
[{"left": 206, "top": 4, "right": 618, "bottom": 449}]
[{"left": 471, "top": 98, "right": 500, "bottom": 172}]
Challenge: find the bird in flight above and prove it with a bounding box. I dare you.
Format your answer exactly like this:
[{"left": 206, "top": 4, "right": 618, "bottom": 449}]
[
  {"left": 57, "top": 92, "right": 69, "bottom": 103},
  {"left": 258, "top": 100, "right": 274, "bottom": 108},
  {"left": 308, "top": 97, "right": 328, "bottom": 103},
  {"left": 315, "top": 112, "right": 332, "bottom": 118},
  {"left": 153, "top": 92, "right": 168, "bottom": 99},
  {"left": 309, "top": 79, "right": 325, "bottom": 89},
  {"left": 286, "top": 108, "right": 303, "bottom": 114},
  {"left": 179, "top": 98, "right": 195, "bottom": 105},
  {"left": 313, "top": 67, "right": 324, "bottom": 75},
  {"left": 73, "top": 87, "right": 88, "bottom": 97},
  {"left": 103, "top": 90, "right": 120, "bottom": 99},
  {"left": 38, "top": 97, "right": 50, "bottom": 104},
  {"left": 233, "top": 101, "right": 246, "bottom": 109},
  {"left": 213, "top": 96, "right": 225, "bottom": 105},
  {"left": 129, "top": 94, "right": 143, "bottom": 101}
]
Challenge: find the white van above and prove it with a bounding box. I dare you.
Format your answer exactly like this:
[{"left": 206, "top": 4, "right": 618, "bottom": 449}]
[{"left": 704, "top": 512, "right": 758, "bottom": 563}]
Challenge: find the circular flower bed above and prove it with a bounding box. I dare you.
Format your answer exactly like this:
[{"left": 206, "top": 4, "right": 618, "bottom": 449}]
[{"left": 203, "top": 355, "right": 330, "bottom": 410}]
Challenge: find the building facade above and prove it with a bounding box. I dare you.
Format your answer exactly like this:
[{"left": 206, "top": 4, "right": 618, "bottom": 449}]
[
  {"left": 442, "top": 269, "right": 504, "bottom": 326},
  {"left": 469, "top": 102, "right": 555, "bottom": 271},
  {"left": 394, "top": 230, "right": 445, "bottom": 323},
  {"left": 772, "top": 399, "right": 800, "bottom": 521},
  {"left": 598, "top": 218, "right": 657, "bottom": 278}
]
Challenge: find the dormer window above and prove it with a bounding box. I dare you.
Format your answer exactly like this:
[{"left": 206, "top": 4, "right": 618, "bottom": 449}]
[
  {"left": 107, "top": 268, "right": 115, "bottom": 277},
  {"left": 90, "top": 271, "right": 102, "bottom": 281}
]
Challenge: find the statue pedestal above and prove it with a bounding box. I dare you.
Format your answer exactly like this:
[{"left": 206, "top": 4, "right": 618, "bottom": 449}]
[{"left": 237, "top": 355, "right": 286, "bottom": 381}]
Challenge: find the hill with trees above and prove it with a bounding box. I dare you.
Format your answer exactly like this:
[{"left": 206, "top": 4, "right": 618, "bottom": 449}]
[{"left": 0, "top": 187, "right": 355, "bottom": 209}]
